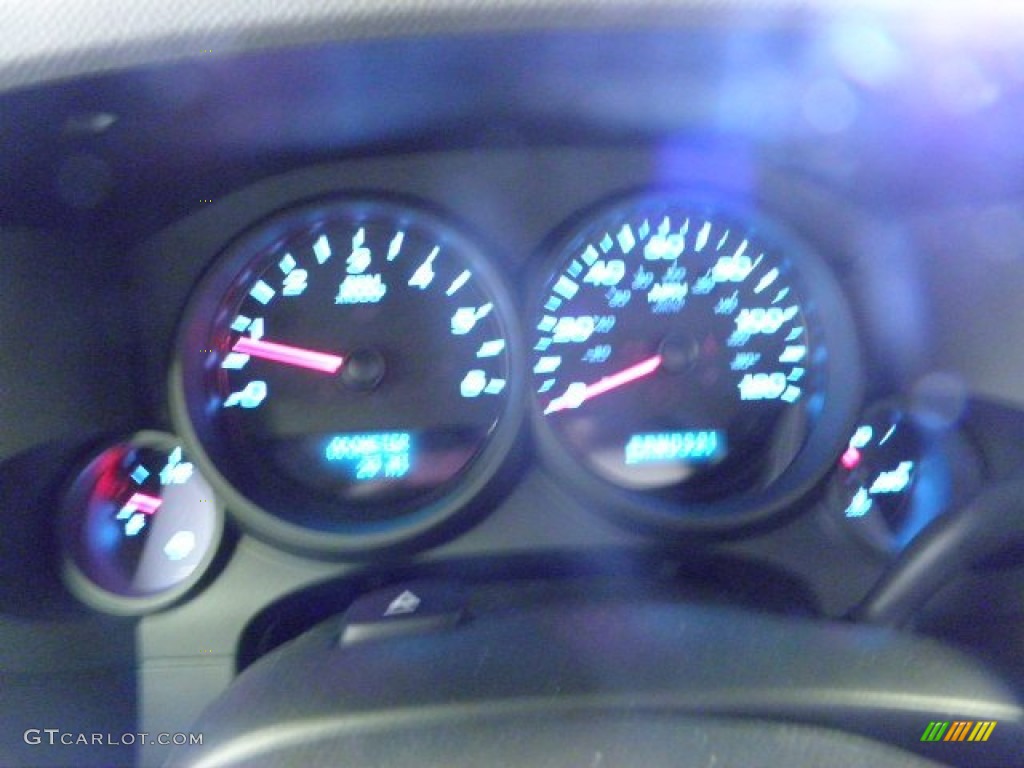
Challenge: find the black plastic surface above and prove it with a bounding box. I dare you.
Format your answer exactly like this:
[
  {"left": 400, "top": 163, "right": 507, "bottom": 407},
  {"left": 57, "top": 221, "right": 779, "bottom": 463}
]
[
  {"left": 340, "top": 580, "right": 465, "bottom": 645},
  {"left": 169, "top": 600, "right": 1022, "bottom": 767},
  {"left": 853, "top": 478, "right": 1024, "bottom": 626},
  {"left": 173, "top": 712, "right": 950, "bottom": 768}
]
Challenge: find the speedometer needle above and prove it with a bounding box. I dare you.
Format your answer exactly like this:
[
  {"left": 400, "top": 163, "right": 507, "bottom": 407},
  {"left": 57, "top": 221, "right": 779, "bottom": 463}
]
[
  {"left": 231, "top": 336, "right": 344, "bottom": 374},
  {"left": 544, "top": 354, "right": 663, "bottom": 415}
]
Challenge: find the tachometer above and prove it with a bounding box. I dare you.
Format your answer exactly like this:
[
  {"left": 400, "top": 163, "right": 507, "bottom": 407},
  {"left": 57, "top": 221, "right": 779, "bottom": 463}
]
[
  {"left": 530, "top": 192, "right": 861, "bottom": 533},
  {"left": 172, "top": 198, "right": 523, "bottom": 556}
]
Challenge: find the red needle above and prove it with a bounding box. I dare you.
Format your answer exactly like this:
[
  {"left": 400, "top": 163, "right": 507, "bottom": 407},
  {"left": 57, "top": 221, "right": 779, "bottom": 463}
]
[
  {"left": 232, "top": 336, "right": 344, "bottom": 374},
  {"left": 545, "top": 354, "right": 663, "bottom": 415},
  {"left": 125, "top": 492, "right": 162, "bottom": 515}
]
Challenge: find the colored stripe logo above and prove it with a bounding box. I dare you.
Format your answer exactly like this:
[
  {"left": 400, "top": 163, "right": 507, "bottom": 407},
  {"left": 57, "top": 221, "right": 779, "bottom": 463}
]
[
  {"left": 921, "top": 722, "right": 949, "bottom": 742},
  {"left": 920, "top": 721, "right": 997, "bottom": 742}
]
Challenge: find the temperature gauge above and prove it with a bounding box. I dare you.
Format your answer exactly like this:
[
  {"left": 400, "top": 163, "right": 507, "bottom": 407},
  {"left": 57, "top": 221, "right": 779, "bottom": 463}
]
[{"left": 60, "top": 432, "right": 224, "bottom": 614}]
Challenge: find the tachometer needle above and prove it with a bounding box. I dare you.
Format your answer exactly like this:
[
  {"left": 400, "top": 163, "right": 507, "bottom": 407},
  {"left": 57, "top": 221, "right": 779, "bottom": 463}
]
[
  {"left": 544, "top": 354, "right": 663, "bottom": 415},
  {"left": 231, "top": 336, "right": 344, "bottom": 374},
  {"left": 124, "top": 492, "right": 162, "bottom": 516}
]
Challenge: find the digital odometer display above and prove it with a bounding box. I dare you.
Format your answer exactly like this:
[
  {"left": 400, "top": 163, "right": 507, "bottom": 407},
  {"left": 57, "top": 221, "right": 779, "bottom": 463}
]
[
  {"left": 173, "top": 199, "right": 522, "bottom": 552},
  {"left": 531, "top": 193, "right": 853, "bottom": 522}
]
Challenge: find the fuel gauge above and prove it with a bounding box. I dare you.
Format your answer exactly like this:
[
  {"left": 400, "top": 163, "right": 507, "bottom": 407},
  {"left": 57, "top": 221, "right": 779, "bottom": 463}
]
[
  {"left": 60, "top": 432, "right": 224, "bottom": 614},
  {"left": 833, "top": 401, "right": 964, "bottom": 554},
  {"left": 839, "top": 405, "right": 920, "bottom": 526}
]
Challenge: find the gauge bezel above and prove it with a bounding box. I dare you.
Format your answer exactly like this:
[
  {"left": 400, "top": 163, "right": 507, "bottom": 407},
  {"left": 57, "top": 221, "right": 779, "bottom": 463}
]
[
  {"left": 827, "top": 398, "right": 984, "bottom": 556},
  {"left": 59, "top": 431, "right": 226, "bottom": 615},
  {"left": 527, "top": 189, "right": 864, "bottom": 537},
  {"left": 170, "top": 194, "right": 526, "bottom": 559}
]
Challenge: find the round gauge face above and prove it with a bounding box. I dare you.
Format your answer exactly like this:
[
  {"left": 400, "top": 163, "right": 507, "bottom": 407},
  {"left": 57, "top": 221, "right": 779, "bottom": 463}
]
[
  {"left": 839, "top": 406, "right": 920, "bottom": 525},
  {"left": 173, "top": 198, "right": 522, "bottom": 553},
  {"left": 836, "top": 403, "right": 929, "bottom": 552},
  {"left": 61, "top": 432, "right": 223, "bottom": 613},
  {"left": 530, "top": 193, "right": 860, "bottom": 530}
]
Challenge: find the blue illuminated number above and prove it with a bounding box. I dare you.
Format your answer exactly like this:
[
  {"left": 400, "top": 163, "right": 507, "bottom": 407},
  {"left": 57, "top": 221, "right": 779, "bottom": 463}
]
[
  {"left": 356, "top": 455, "right": 384, "bottom": 479},
  {"left": 460, "top": 370, "right": 487, "bottom": 398},
  {"left": 552, "top": 316, "right": 595, "bottom": 344},
  {"left": 159, "top": 447, "right": 195, "bottom": 486},
  {"left": 348, "top": 228, "right": 372, "bottom": 274},
  {"left": 735, "top": 307, "right": 798, "bottom": 336},
  {"left": 644, "top": 233, "right": 685, "bottom": 261},
  {"left": 223, "top": 380, "right": 268, "bottom": 408},
  {"left": 730, "top": 352, "right": 761, "bottom": 371},
  {"left": 451, "top": 303, "right": 492, "bottom": 336},
  {"left": 409, "top": 247, "right": 439, "bottom": 289},
  {"left": 870, "top": 462, "right": 914, "bottom": 494},
  {"left": 282, "top": 269, "right": 308, "bottom": 297},
  {"left": 163, "top": 531, "right": 197, "bottom": 561},
  {"left": 647, "top": 281, "right": 688, "bottom": 313},
  {"left": 583, "top": 259, "right": 626, "bottom": 287},
  {"left": 712, "top": 242, "right": 755, "bottom": 283},
  {"left": 624, "top": 431, "right": 725, "bottom": 465},
  {"left": 738, "top": 372, "right": 787, "bottom": 401},
  {"left": 335, "top": 274, "right": 387, "bottom": 304},
  {"left": 324, "top": 432, "right": 413, "bottom": 482},
  {"left": 845, "top": 488, "right": 873, "bottom": 518}
]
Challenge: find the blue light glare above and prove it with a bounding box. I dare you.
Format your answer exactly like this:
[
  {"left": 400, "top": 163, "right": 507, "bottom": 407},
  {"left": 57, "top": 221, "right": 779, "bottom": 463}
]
[
  {"left": 325, "top": 432, "right": 413, "bottom": 481},
  {"left": 624, "top": 430, "right": 726, "bottom": 466}
]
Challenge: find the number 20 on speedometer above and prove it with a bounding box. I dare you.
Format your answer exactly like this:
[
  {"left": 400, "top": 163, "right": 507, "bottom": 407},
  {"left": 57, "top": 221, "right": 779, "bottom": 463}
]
[{"left": 529, "top": 192, "right": 861, "bottom": 533}]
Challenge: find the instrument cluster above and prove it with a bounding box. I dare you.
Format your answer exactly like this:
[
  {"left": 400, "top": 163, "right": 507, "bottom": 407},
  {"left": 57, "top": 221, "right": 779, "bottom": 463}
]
[
  {"left": 51, "top": 160, "right": 995, "bottom": 618},
  {"left": 166, "top": 189, "right": 862, "bottom": 556},
  {"left": 55, "top": 174, "right": 977, "bottom": 612}
]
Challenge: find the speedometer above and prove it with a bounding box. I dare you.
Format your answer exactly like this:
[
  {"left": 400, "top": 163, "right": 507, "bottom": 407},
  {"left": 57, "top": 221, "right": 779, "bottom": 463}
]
[
  {"left": 530, "top": 192, "right": 861, "bottom": 533},
  {"left": 172, "top": 198, "right": 523, "bottom": 556}
]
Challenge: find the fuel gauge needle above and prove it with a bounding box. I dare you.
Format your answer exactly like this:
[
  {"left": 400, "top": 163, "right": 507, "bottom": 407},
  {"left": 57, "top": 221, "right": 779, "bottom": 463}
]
[
  {"left": 231, "top": 336, "right": 344, "bottom": 374},
  {"left": 544, "top": 354, "right": 662, "bottom": 415}
]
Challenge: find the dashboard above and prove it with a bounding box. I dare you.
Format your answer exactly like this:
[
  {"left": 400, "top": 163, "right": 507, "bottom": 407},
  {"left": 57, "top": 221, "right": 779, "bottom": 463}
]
[{"left": 3, "top": 4, "right": 1024, "bottom": 768}]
